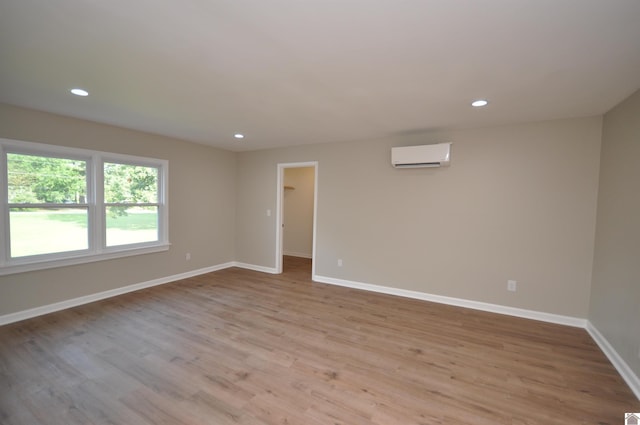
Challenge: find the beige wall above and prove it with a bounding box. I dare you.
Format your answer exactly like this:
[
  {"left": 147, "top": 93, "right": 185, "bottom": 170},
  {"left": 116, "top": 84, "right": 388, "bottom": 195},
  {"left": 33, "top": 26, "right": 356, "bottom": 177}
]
[
  {"left": 589, "top": 89, "right": 640, "bottom": 377},
  {"left": 0, "top": 104, "right": 237, "bottom": 315},
  {"left": 3, "top": 97, "right": 637, "bottom": 382},
  {"left": 0, "top": 104, "right": 605, "bottom": 321},
  {"left": 236, "top": 116, "right": 602, "bottom": 317},
  {"left": 283, "top": 167, "right": 314, "bottom": 258}
]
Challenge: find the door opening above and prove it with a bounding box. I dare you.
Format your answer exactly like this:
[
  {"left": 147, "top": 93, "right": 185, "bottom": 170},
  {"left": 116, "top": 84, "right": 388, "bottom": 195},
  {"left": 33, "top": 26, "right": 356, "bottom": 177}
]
[{"left": 276, "top": 162, "right": 317, "bottom": 276}]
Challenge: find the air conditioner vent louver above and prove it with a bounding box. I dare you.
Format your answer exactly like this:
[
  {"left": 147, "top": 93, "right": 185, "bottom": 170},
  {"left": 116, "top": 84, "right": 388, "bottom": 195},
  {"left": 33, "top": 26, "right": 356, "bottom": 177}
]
[
  {"left": 394, "top": 162, "right": 441, "bottom": 168},
  {"left": 391, "top": 143, "right": 451, "bottom": 168}
]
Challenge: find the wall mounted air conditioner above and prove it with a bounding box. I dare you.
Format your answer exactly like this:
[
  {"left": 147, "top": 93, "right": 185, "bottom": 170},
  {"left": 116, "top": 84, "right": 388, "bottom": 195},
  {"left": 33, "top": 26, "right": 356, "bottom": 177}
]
[{"left": 391, "top": 143, "right": 451, "bottom": 168}]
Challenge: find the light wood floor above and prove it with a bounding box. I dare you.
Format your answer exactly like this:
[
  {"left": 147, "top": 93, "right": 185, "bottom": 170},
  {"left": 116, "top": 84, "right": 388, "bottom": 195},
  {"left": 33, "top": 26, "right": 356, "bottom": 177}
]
[{"left": 1, "top": 256, "right": 638, "bottom": 424}]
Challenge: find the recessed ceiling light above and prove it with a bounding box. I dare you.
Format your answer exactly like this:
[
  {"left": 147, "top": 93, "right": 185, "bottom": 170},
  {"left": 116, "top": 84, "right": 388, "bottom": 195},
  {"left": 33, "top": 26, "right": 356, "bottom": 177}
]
[
  {"left": 471, "top": 99, "right": 488, "bottom": 107},
  {"left": 234, "top": 133, "right": 245, "bottom": 139},
  {"left": 70, "top": 88, "right": 89, "bottom": 97}
]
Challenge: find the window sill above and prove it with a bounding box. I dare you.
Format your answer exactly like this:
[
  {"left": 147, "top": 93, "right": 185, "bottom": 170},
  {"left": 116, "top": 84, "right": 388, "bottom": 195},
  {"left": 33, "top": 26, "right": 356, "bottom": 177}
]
[{"left": 0, "top": 243, "right": 171, "bottom": 276}]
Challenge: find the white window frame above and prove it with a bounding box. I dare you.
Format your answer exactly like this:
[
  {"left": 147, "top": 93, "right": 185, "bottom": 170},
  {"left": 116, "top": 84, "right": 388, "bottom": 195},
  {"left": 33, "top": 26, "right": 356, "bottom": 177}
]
[{"left": 0, "top": 138, "right": 169, "bottom": 275}]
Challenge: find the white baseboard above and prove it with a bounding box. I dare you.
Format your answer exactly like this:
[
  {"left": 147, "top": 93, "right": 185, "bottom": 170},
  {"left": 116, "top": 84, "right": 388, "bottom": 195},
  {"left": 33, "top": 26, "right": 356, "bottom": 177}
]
[
  {"left": 312, "top": 274, "right": 587, "bottom": 328},
  {"left": 312, "top": 273, "right": 640, "bottom": 400},
  {"left": 231, "top": 262, "right": 278, "bottom": 274},
  {"left": 3, "top": 264, "right": 636, "bottom": 401},
  {"left": 0, "top": 262, "right": 235, "bottom": 326},
  {"left": 0, "top": 261, "right": 277, "bottom": 326},
  {"left": 283, "top": 251, "right": 312, "bottom": 259},
  {"left": 586, "top": 321, "right": 640, "bottom": 400}
]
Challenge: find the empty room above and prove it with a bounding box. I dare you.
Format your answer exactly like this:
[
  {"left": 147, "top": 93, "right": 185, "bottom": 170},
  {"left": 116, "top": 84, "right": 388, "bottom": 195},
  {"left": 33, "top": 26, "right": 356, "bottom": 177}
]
[{"left": 1, "top": 1, "right": 639, "bottom": 424}]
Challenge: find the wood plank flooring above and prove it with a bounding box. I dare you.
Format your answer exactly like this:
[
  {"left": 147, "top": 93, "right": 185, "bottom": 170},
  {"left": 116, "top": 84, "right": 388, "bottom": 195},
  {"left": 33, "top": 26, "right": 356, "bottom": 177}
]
[{"left": 1, "top": 256, "right": 638, "bottom": 424}]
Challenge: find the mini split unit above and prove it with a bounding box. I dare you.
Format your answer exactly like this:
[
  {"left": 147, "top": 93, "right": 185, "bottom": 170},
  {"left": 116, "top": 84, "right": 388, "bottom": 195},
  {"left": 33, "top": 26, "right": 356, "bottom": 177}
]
[{"left": 391, "top": 143, "right": 451, "bottom": 168}]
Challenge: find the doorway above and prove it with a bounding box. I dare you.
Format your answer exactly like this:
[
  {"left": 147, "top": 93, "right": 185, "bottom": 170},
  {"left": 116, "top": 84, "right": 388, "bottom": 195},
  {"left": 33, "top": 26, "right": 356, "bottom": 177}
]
[{"left": 275, "top": 162, "right": 317, "bottom": 276}]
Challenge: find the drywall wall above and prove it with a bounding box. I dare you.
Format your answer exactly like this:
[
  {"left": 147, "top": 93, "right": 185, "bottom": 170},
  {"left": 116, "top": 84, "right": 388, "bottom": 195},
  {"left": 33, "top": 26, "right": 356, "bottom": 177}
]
[
  {"left": 236, "top": 116, "right": 602, "bottom": 317},
  {"left": 0, "top": 104, "right": 236, "bottom": 315},
  {"left": 283, "top": 167, "right": 314, "bottom": 258},
  {"left": 0, "top": 104, "right": 604, "bottom": 321},
  {"left": 589, "top": 88, "right": 640, "bottom": 377}
]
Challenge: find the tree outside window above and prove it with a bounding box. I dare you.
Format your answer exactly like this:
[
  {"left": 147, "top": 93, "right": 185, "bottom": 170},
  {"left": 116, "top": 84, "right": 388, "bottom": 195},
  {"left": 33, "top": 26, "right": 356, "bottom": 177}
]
[{"left": 0, "top": 139, "right": 169, "bottom": 275}]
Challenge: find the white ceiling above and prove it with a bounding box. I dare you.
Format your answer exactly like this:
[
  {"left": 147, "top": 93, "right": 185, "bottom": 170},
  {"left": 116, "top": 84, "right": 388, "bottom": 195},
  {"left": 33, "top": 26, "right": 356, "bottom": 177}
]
[{"left": 1, "top": 1, "right": 639, "bottom": 152}]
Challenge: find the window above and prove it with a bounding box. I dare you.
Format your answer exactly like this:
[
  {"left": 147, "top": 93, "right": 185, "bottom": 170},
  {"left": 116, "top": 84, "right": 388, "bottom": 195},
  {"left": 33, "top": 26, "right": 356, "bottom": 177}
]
[
  {"left": 8, "top": 153, "right": 89, "bottom": 258},
  {"left": 103, "top": 162, "right": 160, "bottom": 247},
  {"left": 0, "top": 138, "right": 169, "bottom": 275}
]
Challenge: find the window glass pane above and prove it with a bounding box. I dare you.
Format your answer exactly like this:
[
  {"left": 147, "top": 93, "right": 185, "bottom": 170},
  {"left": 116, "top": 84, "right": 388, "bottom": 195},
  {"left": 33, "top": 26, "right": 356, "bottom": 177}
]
[
  {"left": 10, "top": 208, "right": 88, "bottom": 257},
  {"left": 7, "top": 153, "right": 87, "bottom": 204},
  {"left": 106, "top": 206, "right": 158, "bottom": 246},
  {"left": 104, "top": 163, "right": 158, "bottom": 203}
]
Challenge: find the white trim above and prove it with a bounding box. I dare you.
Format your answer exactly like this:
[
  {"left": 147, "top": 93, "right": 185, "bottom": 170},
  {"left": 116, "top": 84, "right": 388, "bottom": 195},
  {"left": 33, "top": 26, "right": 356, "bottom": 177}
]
[
  {"left": 276, "top": 165, "right": 283, "bottom": 273},
  {"left": 283, "top": 251, "right": 312, "bottom": 259},
  {"left": 276, "top": 162, "right": 318, "bottom": 276},
  {"left": 311, "top": 274, "right": 640, "bottom": 400},
  {"left": 0, "top": 137, "right": 170, "bottom": 274},
  {"left": 0, "top": 243, "right": 171, "bottom": 276},
  {"left": 311, "top": 166, "right": 318, "bottom": 278},
  {"left": 312, "top": 274, "right": 587, "bottom": 328},
  {"left": 2, "top": 260, "right": 637, "bottom": 401},
  {"left": 0, "top": 145, "right": 8, "bottom": 266},
  {"left": 0, "top": 261, "right": 277, "bottom": 325},
  {"left": 0, "top": 262, "right": 235, "bottom": 326},
  {"left": 232, "top": 261, "right": 278, "bottom": 274},
  {"left": 586, "top": 321, "right": 640, "bottom": 400}
]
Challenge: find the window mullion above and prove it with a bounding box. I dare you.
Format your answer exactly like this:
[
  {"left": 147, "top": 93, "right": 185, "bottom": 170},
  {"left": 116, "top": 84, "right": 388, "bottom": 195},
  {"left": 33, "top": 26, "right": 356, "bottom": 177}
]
[
  {"left": 91, "top": 154, "right": 104, "bottom": 253},
  {"left": 104, "top": 203, "right": 160, "bottom": 207},
  {"left": 0, "top": 146, "right": 7, "bottom": 266},
  {"left": 158, "top": 163, "right": 168, "bottom": 243},
  {"left": 7, "top": 203, "right": 89, "bottom": 209},
  {"left": 0, "top": 138, "right": 168, "bottom": 275}
]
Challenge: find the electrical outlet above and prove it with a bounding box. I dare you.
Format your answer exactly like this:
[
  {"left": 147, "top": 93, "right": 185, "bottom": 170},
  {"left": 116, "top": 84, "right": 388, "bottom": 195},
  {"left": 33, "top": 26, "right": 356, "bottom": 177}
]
[
  {"left": 186, "top": 252, "right": 191, "bottom": 261},
  {"left": 637, "top": 345, "right": 640, "bottom": 359},
  {"left": 507, "top": 280, "right": 517, "bottom": 292},
  {"left": 337, "top": 259, "right": 343, "bottom": 267}
]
